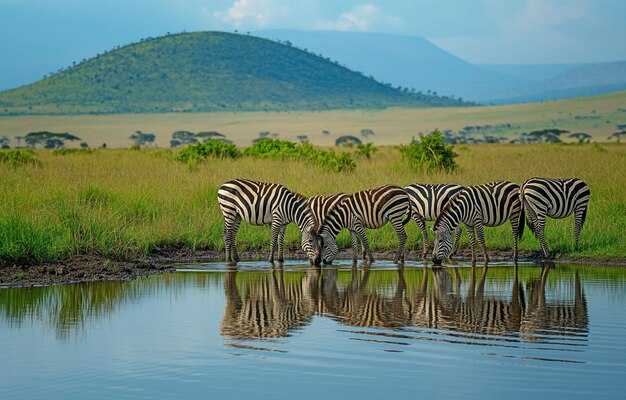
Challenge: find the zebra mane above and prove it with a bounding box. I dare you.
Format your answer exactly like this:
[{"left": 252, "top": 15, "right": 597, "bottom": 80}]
[{"left": 432, "top": 189, "right": 464, "bottom": 229}]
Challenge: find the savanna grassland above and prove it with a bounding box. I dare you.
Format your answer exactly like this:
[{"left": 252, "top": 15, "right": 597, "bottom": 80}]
[
  {"left": 1, "top": 90, "right": 624, "bottom": 148},
  {"left": 1, "top": 143, "right": 624, "bottom": 268}
]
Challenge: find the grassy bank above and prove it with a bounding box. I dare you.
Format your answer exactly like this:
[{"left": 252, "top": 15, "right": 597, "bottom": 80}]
[{"left": 1, "top": 143, "right": 625, "bottom": 265}]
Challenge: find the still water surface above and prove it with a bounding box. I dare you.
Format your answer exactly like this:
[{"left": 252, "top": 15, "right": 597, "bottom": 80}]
[{"left": 1, "top": 261, "right": 626, "bottom": 399}]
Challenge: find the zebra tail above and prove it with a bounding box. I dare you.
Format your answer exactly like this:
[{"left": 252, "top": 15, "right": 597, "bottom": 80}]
[
  {"left": 519, "top": 190, "right": 536, "bottom": 237},
  {"left": 402, "top": 207, "right": 412, "bottom": 226}
]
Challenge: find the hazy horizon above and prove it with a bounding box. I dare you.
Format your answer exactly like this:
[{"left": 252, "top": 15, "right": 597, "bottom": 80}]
[{"left": 1, "top": 0, "right": 625, "bottom": 91}]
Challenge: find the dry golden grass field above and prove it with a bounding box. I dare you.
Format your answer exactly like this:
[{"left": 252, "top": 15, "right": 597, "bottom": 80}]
[{"left": 1, "top": 90, "right": 625, "bottom": 148}]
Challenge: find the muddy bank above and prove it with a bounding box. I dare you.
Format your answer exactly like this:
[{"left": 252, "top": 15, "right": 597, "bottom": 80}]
[{"left": 1, "top": 248, "right": 625, "bottom": 288}]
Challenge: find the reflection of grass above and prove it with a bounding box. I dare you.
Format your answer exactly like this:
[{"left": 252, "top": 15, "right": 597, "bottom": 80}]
[
  {"left": 0, "top": 272, "right": 222, "bottom": 340},
  {"left": 0, "top": 144, "right": 625, "bottom": 264}
]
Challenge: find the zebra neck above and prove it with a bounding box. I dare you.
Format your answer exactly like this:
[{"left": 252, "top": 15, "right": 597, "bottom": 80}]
[{"left": 290, "top": 199, "right": 315, "bottom": 232}]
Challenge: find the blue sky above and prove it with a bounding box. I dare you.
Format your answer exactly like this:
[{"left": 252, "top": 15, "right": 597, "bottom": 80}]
[{"left": 1, "top": 0, "right": 625, "bottom": 89}]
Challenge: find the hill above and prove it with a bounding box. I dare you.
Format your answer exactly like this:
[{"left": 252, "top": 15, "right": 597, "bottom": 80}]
[
  {"left": 486, "top": 61, "right": 626, "bottom": 104},
  {"left": 0, "top": 31, "right": 465, "bottom": 115},
  {"left": 255, "top": 30, "right": 525, "bottom": 102}
]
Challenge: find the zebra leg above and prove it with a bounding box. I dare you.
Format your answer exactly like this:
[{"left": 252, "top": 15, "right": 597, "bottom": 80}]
[
  {"left": 414, "top": 215, "right": 429, "bottom": 259},
  {"left": 466, "top": 225, "right": 477, "bottom": 263},
  {"left": 230, "top": 215, "right": 242, "bottom": 262},
  {"left": 573, "top": 206, "right": 586, "bottom": 252},
  {"left": 475, "top": 223, "right": 489, "bottom": 263},
  {"left": 268, "top": 219, "right": 282, "bottom": 263},
  {"left": 277, "top": 224, "right": 287, "bottom": 262},
  {"left": 391, "top": 218, "right": 407, "bottom": 263},
  {"left": 350, "top": 230, "right": 359, "bottom": 264},
  {"left": 534, "top": 215, "right": 549, "bottom": 258},
  {"left": 222, "top": 211, "right": 239, "bottom": 264},
  {"left": 223, "top": 224, "right": 232, "bottom": 263},
  {"left": 355, "top": 224, "right": 374, "bottom": 263},
  {"left": 510, "top": 215, "right": 520, "bottom": 261}
]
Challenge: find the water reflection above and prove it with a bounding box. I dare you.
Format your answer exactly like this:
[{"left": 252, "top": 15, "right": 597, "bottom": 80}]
[
  {"left": 0, "top": 264, "right": 615, "bottom": 352},
  {"left": 219, "top": 264, "right": 591, "bottom": 361}
]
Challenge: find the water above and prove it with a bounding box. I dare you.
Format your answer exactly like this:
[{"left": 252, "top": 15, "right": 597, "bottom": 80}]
[{"left": 1, "top": 261, "right": 626, "bottom": 399}]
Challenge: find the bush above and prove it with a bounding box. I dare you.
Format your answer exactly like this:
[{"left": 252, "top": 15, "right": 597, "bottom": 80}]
[
  {"left": 399, "top": 129, "right": 458, "bottom": 172},
  {"left": 355, "top": 143, "right": 378, "bottom": 159},
  {"left": 176, "top": 140, "right": 241, "bottom": 163},
  {"left": 244, "top": 138, "right": 356, "bottom": 173},
  {"left": 0, "top": 149, "right": 40, "bottom": 167}
]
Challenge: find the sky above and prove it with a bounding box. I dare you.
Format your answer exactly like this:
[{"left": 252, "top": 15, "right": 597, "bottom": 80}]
[{"left": 1, "top": 0, "right": 625, "bottom": 90}]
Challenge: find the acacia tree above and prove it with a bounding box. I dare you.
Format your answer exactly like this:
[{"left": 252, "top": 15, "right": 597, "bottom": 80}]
[
  {"left": 130, "top": 130, "right": 156, "bottom": 147},
  {"left": 608, "top": 131, "right": 626, "bottom": 143},
  {"left": 196, "top": 131, "right": 226, "bottom": 142},
  {"left": 568, "top": 133, "right": 592, "bottom": 143},
  {"left": 171, "top": 131, "right": 197, "bottom": 147},
  {"left": 24, "top": 131, "right": 81, "bottom": 148}
]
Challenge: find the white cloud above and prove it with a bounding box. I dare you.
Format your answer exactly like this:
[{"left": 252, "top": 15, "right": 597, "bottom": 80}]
[
  {"left": 317, "top": 3, "right": 404, "bottom": 32},
  {"left": 212, "top": 0, "right": 288, "bottom": 28}
]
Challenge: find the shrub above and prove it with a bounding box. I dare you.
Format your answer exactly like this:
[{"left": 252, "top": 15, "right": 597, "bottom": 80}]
[
  {"left": 176, "top": 140, "right": 241, "bottom": 163},
  {"left": 355, "top": 143, "right": 378, "bottom": 159},
  {"left": 0, "top": 149, "right": 40, "bottom": 167},
  {"left": 243, "top": 138, "right": 297, "bottom": 158},
  {"left": 244, "top": 138, "right": 356, "bottom": 173},
  {"left": 399, "top": 129, "right": 458, "bottom": 172}
]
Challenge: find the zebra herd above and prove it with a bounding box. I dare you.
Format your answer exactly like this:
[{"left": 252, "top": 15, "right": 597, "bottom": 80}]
[{"left": 217, "top": 177, "right": 590, "bottom": 266}]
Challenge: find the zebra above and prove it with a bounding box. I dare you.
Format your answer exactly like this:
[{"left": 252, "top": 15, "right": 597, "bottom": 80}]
[
  {"left": 319, "top": 185, "right": 411, "bottom": 264},
  {"left": 520, "top": 177, "right": 590, "bottom": 257},
  {"left": 404, "top": 183, "right": 464, "bottom": 259},
  {"left": 217, "top": 179, "right": 321, "bottom": 265},
  {"left": 432, "top": 180, "right": 524, "bottom": 264}
]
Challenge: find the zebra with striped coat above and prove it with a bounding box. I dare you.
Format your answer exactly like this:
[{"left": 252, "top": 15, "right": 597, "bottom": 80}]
[
  {"left": 520, "top": 177, "right": 590, "bottom": 257},
  {"left": 217, "top": 179, "right": 321, "bottom": 265},
  {"left": 404, "top": 183, "right": 464, "bottom": 259},
  {"left": 319, "top": 185, "right": 411, "bottom": 264},
  {"left": 432, "top": 180, "right": 524, "bottom": 264}
]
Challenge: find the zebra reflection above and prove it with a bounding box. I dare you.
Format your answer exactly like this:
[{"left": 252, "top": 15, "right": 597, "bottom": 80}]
[{"left": 220, "top": 265, "right": 588, "bottom": 342}]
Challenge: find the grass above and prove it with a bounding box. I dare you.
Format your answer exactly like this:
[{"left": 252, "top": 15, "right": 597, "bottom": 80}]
[
  {"left": 0, "top": 90, "right": 624, "bottom": 148},
  {"left": 0, "top": 143, "right": 625, "bottom": 265}
]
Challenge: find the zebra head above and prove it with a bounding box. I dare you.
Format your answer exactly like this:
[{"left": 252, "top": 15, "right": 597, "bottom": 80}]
[
  {"left": 431, "top": 200, "right": 461, "bottom": 265},
  {"left": 319, "top": 226, "right": 339, "bottom": 265},
  {"left": 301, "top": 226, "right": 321, "bottom": 265},
  {"left": 432, "top": 224, "right": 454, "bottom": 265}
]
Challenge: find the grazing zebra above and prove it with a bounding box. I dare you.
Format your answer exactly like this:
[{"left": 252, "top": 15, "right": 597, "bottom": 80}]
[
  {"left": 319, "top": 185, "right": 411, "bottom": 264},
  {"left": 404, "top": 183, "right": 464, "bottom": 259},
  {"left": 432, "top": 180, "right": 524, "bottom": 264},
  {"left": 217, "top": 179, "right": 321, "bottom": 265},
  {"left": 520, "top": 177, "right": 590, "bottom": 257}
]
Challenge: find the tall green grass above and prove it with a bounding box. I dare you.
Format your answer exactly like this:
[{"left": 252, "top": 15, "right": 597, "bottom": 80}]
[{"left": 0, "top": 144, "right": 624, "bottom": 265}]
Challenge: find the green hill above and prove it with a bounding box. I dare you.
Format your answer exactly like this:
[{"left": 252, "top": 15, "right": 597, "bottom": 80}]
[{"left": 0, "top": 31, "right": 466, "bottom": 115}]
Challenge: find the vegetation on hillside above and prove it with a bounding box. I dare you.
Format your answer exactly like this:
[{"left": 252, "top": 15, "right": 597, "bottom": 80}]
[
  {"left": 0, "top": 144, "right": 624, "bottom": 265},
  {"left": 0, "top": 31, "right": 467, "bottom": 115}
]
